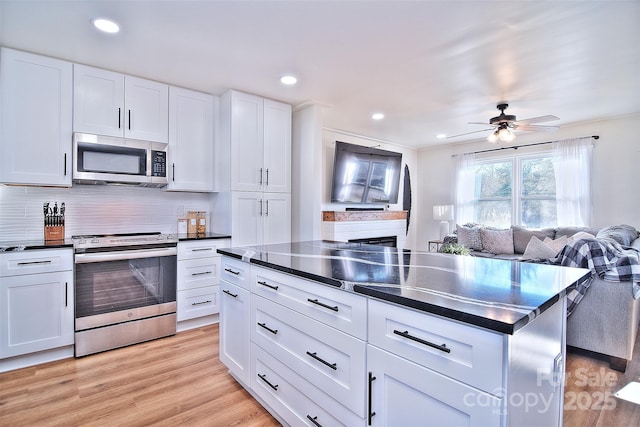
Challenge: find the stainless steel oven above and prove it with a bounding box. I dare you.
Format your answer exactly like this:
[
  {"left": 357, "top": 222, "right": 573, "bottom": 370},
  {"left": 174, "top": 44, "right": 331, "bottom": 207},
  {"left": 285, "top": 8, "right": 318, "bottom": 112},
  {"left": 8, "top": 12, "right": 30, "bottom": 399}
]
[{"left": 72, "top": 233, "right": 177, "bottom": 357}]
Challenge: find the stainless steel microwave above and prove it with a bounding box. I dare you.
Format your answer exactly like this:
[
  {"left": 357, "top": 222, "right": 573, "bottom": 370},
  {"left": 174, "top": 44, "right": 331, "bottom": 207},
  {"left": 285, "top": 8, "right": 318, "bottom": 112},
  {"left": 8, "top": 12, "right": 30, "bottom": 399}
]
[{"left": 73, "top": 133, "right": 168, "bottom": 187}]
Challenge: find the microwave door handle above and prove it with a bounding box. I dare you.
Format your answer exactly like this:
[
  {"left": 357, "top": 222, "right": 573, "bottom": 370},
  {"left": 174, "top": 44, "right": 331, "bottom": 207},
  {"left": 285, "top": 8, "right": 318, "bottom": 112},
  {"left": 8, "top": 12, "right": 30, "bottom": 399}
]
[{"left": 74, "top": 247, "right": 177, "bottom": 264}]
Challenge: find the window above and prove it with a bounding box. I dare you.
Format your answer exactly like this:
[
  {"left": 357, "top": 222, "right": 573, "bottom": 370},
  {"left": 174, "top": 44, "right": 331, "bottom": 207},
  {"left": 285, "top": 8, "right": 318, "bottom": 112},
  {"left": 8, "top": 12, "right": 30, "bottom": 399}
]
[{"left": 470, "top": 154, "right": 557, "bottom": 228}]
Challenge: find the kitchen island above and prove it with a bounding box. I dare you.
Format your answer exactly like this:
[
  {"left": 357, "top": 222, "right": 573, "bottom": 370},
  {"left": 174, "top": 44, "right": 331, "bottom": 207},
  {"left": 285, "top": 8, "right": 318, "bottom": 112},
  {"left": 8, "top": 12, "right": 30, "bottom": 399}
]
[{"left": 217, "top": 240, "right": 591, "bottom": 427}]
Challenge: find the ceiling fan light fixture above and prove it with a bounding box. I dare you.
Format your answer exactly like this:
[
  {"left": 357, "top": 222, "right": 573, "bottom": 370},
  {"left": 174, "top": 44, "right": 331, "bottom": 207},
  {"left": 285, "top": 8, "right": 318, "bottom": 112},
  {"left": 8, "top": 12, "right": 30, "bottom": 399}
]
[
  {"left": 487, "top": 131, "right": 499, "bottom": 143},
  {"left": 498, "top": 126, "right": 515, "bottom": 142}
]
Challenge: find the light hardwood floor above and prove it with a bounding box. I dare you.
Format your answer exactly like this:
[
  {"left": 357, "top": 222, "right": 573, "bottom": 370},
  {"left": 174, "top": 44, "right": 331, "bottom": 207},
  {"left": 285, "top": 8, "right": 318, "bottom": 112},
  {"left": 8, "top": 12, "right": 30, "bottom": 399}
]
[{"left": 1, "top": 323, "right": 639, "bottom": 426}]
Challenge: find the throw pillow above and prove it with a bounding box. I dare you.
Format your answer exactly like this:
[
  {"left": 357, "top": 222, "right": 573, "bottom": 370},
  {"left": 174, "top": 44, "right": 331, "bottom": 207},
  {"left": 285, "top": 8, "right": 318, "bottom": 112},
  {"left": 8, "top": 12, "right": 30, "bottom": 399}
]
[
  {"left": 479, "top": 228, "right": 514, "bottom": 255},
  {"left": 543, "top": 235, "right": 569, "bottom": 254},
  {"left": 596, "top": 224, "right": 639, "bottom": 246},
  {"left": 456, "top": 224, "right": 483, "bottom": 251},
  {"left": 511, "top": 226, "right": 556, "bottom": 254},
  {"left": 556, "top": 226, "right": 600, "bottom": 239},
  {"left": 523, "top": 236, "right": 557, "bottom": 260}
]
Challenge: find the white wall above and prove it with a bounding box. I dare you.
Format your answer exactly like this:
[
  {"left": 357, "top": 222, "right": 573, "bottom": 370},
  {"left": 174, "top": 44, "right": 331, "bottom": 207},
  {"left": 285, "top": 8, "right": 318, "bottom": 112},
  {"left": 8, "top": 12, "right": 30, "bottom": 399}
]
[
  {"left": 0, "top": 185, "right": 212, "bottom": 241},
  {"left": 322, "top": 129, "right": 419, "bottom": 249},
  {"left": 416, "top": 114, "right": 640, "bottom": 251}
]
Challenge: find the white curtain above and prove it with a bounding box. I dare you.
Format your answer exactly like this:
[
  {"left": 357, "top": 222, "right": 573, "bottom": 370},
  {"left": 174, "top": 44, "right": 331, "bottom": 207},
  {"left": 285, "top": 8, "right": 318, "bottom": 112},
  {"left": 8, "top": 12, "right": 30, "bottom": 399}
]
[
  {"left": 454, "top": 153, "right": 476, "bottom": 225},
  {"left": 553, "top": 137, "right": 594, "bottom": 226}
]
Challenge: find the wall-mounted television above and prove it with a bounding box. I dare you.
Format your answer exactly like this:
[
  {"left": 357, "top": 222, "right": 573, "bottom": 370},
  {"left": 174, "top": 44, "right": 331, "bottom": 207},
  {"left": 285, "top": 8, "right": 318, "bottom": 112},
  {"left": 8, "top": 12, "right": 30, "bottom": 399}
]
[{"left": 330, "top": 141, "right": 403, "bottom": 204}]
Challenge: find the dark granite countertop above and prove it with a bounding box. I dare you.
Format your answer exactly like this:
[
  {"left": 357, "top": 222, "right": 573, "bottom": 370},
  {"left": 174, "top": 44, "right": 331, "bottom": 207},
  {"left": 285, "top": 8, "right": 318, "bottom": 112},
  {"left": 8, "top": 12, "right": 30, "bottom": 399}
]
[
  {"left": 177, "top": 232, "right": 231, "bottom": 241},
  {"left": 218, "top": 240, "right": 592, "bottom": 334},
  {"left": 0, "top": 239, "right": 74, "bottom": 252}
]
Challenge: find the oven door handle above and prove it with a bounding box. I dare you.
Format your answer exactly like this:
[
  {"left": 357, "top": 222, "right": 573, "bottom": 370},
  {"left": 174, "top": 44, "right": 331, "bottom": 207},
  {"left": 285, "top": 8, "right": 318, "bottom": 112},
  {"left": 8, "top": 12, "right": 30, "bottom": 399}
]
[{"left": 74, "top": 247, "right": 177, "bottom": 264}]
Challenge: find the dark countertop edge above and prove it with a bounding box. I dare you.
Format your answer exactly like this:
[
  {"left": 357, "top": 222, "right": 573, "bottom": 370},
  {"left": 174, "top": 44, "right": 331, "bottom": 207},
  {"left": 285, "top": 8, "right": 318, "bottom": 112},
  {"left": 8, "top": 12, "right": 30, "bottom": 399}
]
[
  {"left": 1, "top": 240, "right": 74, "bottom": 251},
  {"left": 250, "top": 259, "right": 344, "bottom": 288},
  {"left": 177, "top": 233, "right": 231, "bottom": 242}
]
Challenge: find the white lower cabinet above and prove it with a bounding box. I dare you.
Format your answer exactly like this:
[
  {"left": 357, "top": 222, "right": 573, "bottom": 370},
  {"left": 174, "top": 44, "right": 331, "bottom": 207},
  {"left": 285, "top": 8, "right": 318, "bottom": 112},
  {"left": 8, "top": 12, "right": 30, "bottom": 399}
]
[
  {"left": 0, "top": 249, "right": 74, "bottom": 362},
  {"left": 176, "top": 239, "right": 229, "bottom": 328},
  {"left": 367, "top": 345, "right": 501, "bottom": 427},
  {"left": 219, "top": 280, "right": 251, "bottom": 386}
]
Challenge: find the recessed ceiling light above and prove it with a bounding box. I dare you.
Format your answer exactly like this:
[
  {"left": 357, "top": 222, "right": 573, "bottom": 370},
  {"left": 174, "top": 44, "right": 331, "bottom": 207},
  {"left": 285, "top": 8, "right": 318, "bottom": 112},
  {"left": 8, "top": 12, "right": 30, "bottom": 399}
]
[
  {"left": 280, "top": 75, "right": 297, "bottom": 85},
  {"left": 436, "top": 134, "right": 447, "bottom": 139},
  {"left": 92, "top": 18, "right": 120, "bottom": 34},
  {"left": 372, "top": 113, "right": 384, "bottom": 120}
]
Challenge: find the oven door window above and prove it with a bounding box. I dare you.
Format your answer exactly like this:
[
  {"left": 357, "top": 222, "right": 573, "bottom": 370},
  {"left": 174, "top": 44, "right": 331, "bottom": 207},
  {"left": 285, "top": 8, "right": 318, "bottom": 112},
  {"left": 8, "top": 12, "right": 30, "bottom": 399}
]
[
  {"left": 77, "top": 142, "right": 146, "bottom": 175},
  {"left": 75, "top": 255, "right": 176, "bottom": 318}
]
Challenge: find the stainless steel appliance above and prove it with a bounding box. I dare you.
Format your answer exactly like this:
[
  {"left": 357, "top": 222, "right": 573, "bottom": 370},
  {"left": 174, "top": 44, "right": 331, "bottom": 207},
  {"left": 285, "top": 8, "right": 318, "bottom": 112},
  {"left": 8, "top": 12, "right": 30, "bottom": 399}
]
[
  {"left": 72, "top": 232, "right": 178, "bottom": 357},
  {"left": 73, "top": 132, "right": 168, "bottom": 187}
]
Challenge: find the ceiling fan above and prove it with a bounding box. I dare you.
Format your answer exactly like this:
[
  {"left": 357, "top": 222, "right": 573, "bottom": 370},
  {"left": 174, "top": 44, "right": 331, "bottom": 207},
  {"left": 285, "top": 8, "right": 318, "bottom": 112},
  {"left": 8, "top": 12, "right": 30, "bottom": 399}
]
[{"left": 447, "top": 103, "right": 560, "bottom": 143}]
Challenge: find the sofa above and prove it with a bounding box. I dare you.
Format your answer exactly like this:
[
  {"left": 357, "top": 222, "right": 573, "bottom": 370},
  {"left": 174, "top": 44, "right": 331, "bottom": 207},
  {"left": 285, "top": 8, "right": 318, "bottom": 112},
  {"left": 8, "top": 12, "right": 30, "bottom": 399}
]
[{"left": 442, "top": 224, "right": 640, "bottom": 372}]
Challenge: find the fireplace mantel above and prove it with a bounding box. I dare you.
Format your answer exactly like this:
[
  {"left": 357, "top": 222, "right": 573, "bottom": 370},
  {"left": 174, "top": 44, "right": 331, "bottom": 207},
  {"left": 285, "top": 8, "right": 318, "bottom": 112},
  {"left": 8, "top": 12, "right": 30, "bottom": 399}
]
[{"left": 321, "top": 210, "right": 407, "bottom": 248}]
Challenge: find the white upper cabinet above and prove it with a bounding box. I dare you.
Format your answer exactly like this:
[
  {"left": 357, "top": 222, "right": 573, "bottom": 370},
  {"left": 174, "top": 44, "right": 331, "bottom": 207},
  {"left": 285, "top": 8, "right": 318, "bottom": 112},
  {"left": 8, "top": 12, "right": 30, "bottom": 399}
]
[
  {"left": 73, "top": 64, "right": 168, "bottom": 143},
  {"left": 166, "top": 86, "right": 214, "bottom": 192},
  {"left": 0, "top": 48, "right": 73, "bottom": 187},
  {"left": 225, "top": 90, "right": 291, "bottom": 193}
]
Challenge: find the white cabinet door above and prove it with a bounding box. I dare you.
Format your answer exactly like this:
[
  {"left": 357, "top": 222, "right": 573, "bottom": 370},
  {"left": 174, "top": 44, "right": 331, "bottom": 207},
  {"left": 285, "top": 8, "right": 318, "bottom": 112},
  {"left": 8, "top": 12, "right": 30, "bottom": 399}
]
[
  {"left": 367, "top": 345, "right": 501, "bottom": 427},
  {"left": 167, "top": 86, "right": 214, "bottom": 191},
  {"left": 263, "top": 193, "right": 291, "bottom": 245},
  {"left": 231, "top": 191, "right": 263, "bottom": 247},
  {"left": 0, "top": 48, "right": 72, "bottom": 186},
  {"left": 0, "top": 271, "right": 74, "bottom": 358},
  {"left": 73, "top": 64, "right": 168, "bottom": 143},
  {"left": 73, "top": 64, "right": 124, "bottom": 138},
  {"left": 230, "top": 91, "right": 264, "bottom": 192},
  {"left": 124, "top": 76, "right": 168, "bottom": 143},
  {"left": 219, "top": 280, "right": 251, "bottom": 386},
  {"left": 263, "top": 99, "right": 291, "bottom": 193},
  {"left": 231, "top": 192, "right": 291, "bottom": 246}
]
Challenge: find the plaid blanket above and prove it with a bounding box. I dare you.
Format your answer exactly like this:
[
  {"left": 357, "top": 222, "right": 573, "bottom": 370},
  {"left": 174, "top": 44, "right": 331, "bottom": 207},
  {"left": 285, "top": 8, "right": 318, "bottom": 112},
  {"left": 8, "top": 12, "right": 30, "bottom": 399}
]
[{"left": 549, "top": 238, "right": 640, "bottom": 316}]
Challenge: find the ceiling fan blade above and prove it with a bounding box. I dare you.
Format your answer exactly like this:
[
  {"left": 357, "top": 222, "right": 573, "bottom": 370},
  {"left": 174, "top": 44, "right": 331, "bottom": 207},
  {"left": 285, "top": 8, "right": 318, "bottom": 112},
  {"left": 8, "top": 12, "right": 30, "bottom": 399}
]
[
  {"left": 514, "top": 124, "right": 559, "bottom": 132},
  {"left": 468, "top": 121, "right": 492, "bottom": 126},
  {"left": 514, "top": 115, "right": 560, "bottom": 125},
  {"left": 446, "top": 128, "right": 494, "bottom": 139}
]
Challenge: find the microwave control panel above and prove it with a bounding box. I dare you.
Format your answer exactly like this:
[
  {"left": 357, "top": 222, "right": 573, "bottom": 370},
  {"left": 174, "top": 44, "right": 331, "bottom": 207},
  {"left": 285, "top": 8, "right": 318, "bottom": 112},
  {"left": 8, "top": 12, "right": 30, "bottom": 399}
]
[{"left": 151, "top": 151, "right": 167, "bottom": 177}]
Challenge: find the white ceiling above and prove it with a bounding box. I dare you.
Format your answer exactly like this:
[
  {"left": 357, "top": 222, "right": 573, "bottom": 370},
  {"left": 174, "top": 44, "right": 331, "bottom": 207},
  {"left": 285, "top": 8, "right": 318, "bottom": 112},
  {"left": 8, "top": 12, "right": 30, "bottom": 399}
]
[{"left": 1, "top": 0, "right": 639, "bottom": 149}]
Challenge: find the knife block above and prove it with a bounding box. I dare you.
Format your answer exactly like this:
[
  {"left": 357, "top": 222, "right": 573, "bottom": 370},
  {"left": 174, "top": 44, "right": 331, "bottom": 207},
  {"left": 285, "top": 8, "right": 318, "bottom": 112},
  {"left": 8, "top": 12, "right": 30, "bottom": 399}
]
[{"left": 44, "top": 225, "right": 64, "bottom": 241}]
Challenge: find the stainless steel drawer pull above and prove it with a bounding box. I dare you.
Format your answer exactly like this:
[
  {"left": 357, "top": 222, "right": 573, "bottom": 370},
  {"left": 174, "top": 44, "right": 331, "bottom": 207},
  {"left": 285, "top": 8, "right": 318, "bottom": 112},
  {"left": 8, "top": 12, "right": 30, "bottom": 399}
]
[
  {"left": 306, "top": 351, "right": 337, "bottom": 370},
  {"left": 224, "top": 268, "right": 240, "bottom": 275},
  {"left": 258, "top": 373, "right": 278, "bottom": 391},
  {"left": 17, "top": 260, "right": 52, "bottom": 266},
  {"left": 306, "top": 415, "right": 322, "bottom": 427},
  {"left": 257, "top": 280, "right": 278, "bottom": 291},
  {"left": 191, "top": 248, "right": 213, "bottom": 252},
  {"left": 191, "top": 300, "right": 212, "bottom": 306},
  {"left": 307, "top": 298, "right": 338, "bottom": 312},
  {"left": 191, "top": 271, "right": 212, "bottom": 276},
  {"left": 258, "top": 322, "right": 278, "bottom": 335},
  {"left": 222, "top": 289, "right": 238, "bottom": 298},
  {"left": 393, "top": 329, "right": 451, "bottom": 353}
]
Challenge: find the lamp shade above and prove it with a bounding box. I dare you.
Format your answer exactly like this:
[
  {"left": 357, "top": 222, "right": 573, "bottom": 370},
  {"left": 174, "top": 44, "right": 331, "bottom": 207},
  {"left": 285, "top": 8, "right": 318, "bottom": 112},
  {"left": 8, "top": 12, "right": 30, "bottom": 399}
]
[{"left": 433, "top": 205, "right": 454, "bottom": 221}]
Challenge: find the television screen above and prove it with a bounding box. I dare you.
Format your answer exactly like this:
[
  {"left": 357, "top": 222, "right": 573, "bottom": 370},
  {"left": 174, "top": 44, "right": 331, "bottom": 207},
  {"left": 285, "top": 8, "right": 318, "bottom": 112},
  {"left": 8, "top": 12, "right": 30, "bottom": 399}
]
[{"left": 330, "top": 141, "right": 402, "bottom": 204}]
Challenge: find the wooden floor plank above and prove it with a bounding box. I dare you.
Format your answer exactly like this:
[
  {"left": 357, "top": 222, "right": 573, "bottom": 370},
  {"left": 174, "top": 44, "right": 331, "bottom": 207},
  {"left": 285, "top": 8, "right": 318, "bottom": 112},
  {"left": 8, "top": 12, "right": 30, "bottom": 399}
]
[{"left": 1, "top": 323, "right": 639, "bottom": 426}]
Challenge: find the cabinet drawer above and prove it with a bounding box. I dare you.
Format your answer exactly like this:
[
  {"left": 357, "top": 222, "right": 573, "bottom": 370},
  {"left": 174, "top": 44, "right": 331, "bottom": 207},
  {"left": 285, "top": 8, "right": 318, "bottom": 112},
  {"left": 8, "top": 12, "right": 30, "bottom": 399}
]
[
  {"left": 251, "top": 343, "right": 364, "bottom": 427},
  {"left": 220, "top": 256, "right": 250, "bottom": 290},
  {"left": 251, "top": 294, "right": 366, "bottom": 416},
  {"left": 367, "top": 345, "right": 501, "bottom": 427},
  {"left": 176, "top": 286, "right": 219, "bottom": 321},
  {"left": 177, "top": 257, "right": 220, "bottom": 291},
  {"left": 368, "top": 299, "right": 504, "bottom": 394},
  {"left": 252, "top": 266, "right": 367, "bottom": 340},
  {"left": 177, "top": 239, "right": 230, "bottom": 260},
  {"left": 1, "top": 249, "right": 73, "bottom": 276}
]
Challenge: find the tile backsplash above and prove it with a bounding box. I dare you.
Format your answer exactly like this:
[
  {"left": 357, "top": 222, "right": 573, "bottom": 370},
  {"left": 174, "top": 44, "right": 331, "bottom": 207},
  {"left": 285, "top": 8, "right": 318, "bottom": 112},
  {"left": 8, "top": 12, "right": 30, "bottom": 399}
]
[{"left": 0, "top": 185, "right": 212, "bottom": 241}]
